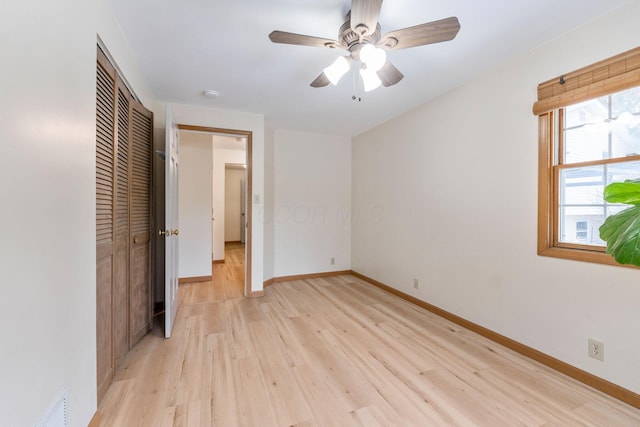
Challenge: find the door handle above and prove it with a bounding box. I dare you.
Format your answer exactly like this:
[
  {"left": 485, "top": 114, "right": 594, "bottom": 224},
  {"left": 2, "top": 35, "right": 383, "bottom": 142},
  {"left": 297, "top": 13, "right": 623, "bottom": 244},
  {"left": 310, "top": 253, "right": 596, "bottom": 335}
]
[
  {"left": 158, "top": 229, "right": 169, "bottom": 236},
  {"left": 171, "top": 229, "right": 179, "bottom": 236}
]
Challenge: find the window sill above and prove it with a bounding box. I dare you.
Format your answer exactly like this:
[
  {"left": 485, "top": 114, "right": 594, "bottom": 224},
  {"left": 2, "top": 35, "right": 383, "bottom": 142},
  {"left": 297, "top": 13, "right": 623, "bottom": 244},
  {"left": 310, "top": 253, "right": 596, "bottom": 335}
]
[{"left": 538, "top": 246, "right": 637, "bottom": 269}]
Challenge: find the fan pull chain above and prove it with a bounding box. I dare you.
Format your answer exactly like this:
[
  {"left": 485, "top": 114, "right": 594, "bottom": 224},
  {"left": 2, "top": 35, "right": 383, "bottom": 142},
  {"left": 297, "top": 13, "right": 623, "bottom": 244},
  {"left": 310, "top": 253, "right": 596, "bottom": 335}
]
[{"left": 352, "top": 66, "right": 362, "bottom": 102}]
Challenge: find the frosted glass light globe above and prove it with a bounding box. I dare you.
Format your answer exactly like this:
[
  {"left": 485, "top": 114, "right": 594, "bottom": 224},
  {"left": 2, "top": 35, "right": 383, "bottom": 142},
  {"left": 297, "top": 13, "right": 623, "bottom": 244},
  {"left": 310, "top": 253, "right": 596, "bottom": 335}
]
[{"left": 359, "top": 44, "right": 386, "bottom": 72}]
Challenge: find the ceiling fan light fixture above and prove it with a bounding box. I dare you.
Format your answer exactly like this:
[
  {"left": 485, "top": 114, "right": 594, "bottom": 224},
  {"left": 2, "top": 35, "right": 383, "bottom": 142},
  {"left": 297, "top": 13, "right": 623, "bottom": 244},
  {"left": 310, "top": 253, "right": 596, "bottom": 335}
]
[
  {"left": 359, "top": 44, "right": 386, "bottom": 72},
  {"left": 360, "top": 67, "right": 382, "bottom": 92},
  {"left": 269, "top": 1, "right": 460, "bottom": 92},
  {"left": 324, "top": 56, "right": 351, "bottom": 85}
]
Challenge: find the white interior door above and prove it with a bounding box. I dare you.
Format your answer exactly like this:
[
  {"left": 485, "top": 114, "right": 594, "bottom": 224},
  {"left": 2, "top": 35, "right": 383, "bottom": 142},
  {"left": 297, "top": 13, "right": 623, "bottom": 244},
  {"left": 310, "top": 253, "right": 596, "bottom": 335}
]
[{"left": 164, "top": 105, "right": 179, "bottom": 338}]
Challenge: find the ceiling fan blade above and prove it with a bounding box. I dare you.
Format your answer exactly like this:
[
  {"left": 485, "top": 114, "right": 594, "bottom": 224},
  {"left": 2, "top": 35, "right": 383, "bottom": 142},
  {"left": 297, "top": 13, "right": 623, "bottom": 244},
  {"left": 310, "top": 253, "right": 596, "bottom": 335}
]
[
  {"left": 269, "top": 31, "right": 344, "bottom": 49},
  {"left": 379, "top": 17, "right": 460, "bottom": 50},
  {"left": 310, "top": 72, "right": 331, "bottom": 88},
  {"left": 377, "top": 61, "right": 404, "bottom": 87},
  {"left": 350, "top": 0, "right": 383, "bottom": 36}
]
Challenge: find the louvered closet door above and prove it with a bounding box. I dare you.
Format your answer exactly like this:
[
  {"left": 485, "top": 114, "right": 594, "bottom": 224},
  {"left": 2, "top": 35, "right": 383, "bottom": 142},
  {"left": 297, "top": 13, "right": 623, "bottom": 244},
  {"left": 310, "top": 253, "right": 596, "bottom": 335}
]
[
  {"left": 96, "top": 52, "right": 116, "bottom": 402},
  {"left": 129, "top": 102, "right": 153, "bottom": 346},
  {"left": 113, "top": 79, "right": 130, "bottom": 369},
  {"left": 96, "top": 47, "right": 153, "bottom": 403}
]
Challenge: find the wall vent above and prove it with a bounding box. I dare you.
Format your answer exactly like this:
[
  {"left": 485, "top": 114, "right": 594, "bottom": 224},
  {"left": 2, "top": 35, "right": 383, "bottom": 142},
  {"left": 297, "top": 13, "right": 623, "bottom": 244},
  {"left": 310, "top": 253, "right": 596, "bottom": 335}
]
[{"left": 36, "top": 388, "right": 68, "bottom": 427}]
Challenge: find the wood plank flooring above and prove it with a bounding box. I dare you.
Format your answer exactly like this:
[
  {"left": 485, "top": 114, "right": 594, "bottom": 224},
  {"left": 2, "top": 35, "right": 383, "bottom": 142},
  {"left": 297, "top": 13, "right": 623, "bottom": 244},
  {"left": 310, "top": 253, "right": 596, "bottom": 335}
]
[
  {"left": 180, "top": 243, "right": 245, "bottom": 304},
  {"left": 98, "top": 272, "right": 640, "bottom": 426}
]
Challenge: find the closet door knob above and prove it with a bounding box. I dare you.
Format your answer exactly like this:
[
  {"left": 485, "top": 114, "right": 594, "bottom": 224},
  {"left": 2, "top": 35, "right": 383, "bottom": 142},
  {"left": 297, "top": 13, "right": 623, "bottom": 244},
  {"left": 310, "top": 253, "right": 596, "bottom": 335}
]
[
  {"left": 158, "top": 229, "right": 168, "bottom": 236},
  {"left": 171, "top": 229, "right": 179, "bottom": 236}
]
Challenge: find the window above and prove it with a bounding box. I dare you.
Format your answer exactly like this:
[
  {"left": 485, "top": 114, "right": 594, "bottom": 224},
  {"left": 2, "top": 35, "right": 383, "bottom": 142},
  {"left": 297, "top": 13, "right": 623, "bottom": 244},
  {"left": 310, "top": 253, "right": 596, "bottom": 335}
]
[
  {"left": 559, "top": 88, "right": 640, "bottom": 247},
  {"left": 535, "top": 46, "right": 640, "bottom": 265},
  {"left": 575, "top": 221, "right": 588, "bottom": 241}
]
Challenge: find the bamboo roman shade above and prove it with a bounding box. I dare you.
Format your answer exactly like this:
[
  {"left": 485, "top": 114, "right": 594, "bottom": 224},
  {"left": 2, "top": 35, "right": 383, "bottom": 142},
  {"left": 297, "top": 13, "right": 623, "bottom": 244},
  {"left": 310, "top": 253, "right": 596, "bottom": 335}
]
[{"left": 532, "top": 46, "right": 640, "bottom": 115}]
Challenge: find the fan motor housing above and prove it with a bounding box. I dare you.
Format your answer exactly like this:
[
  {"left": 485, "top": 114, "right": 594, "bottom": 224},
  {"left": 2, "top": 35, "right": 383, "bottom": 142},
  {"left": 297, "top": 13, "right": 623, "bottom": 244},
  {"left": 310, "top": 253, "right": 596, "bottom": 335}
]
[{"left": 338, "top": 19, "right": 381, "bottom": 54}]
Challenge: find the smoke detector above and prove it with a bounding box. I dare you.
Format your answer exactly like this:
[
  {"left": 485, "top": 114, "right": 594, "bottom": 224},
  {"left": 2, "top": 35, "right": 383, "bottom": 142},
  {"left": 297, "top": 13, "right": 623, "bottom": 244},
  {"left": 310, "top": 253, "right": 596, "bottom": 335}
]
[{"left": 202, "top": 90, "right": 220, "bottom": 98}]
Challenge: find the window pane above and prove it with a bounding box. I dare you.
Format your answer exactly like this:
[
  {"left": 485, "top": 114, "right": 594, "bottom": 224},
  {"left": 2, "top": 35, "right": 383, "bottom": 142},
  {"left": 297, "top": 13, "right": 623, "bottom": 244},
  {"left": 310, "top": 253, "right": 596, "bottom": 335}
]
[
  {"left": 564, "top": 125, "right": 609, "bottom": 164},
  {"left": 564, "top": 96, "right": 609, "bottom": 164},
  {"left": 611, "top": 85, "right": 640, "bottom": 157},
  {"left": 611, "top": 116, "right": 640, "bottom": 158},
  {"left": 558, "top": 162, "right": 640, "bottom": 246},
  {"left": 607, "top": 160, "right": 640, "bottom": 184},
  {"left": 559, "top": 166, "right": 605, "bottom": 245},
  {"left": 559, "top": 206, "right": 605, "bottom": 245},
  {"left": 565, "top": 96, "right": 608, "bottom": 128},
  {"left": 560, "top": 166, "right": 604, "bottom": 206},
  {"left": 564, "top": 88, "right": 640, "bottom": 164},
  {"left": 611, "top": 86, "right": 640, "bottom": 117}
]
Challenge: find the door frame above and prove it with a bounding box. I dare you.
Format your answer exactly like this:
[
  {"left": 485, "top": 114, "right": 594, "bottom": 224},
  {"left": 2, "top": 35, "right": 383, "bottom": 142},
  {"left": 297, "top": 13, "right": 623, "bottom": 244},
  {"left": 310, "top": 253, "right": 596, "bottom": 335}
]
[{"left": 177, "top": 124, "right": 253, "bottom": 297}]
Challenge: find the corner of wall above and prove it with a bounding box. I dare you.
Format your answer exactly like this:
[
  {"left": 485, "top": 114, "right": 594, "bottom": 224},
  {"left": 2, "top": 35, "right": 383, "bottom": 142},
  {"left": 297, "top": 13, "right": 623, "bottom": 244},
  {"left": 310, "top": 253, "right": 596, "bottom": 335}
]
[{"left": 263, "top": 127, "right": 275, "bottom": 281}]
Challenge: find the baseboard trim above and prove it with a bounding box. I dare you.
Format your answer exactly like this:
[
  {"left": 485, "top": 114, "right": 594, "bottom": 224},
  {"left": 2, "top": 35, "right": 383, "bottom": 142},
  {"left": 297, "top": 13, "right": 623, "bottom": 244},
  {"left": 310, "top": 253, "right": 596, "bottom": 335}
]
[
  {"left": 88, "top": 411, "right": 100, "bottom": 427},
  {"left": 178, "top": 275, "right": 212, "bottom": 284},
  {"left": 264, "top": 270, "right": 352, "bottom": 287},
  {"left": 212, "top": 259, "right": 225, "bottom": 264},
  {"left": 248, "top": 290, "right": 265, "bottom": 298},
  {"left": 350, "top": 270, "right": 640, "bottom": 409},
  {"left": 263, "top": 277, "right": 276, "bottom": 287}
]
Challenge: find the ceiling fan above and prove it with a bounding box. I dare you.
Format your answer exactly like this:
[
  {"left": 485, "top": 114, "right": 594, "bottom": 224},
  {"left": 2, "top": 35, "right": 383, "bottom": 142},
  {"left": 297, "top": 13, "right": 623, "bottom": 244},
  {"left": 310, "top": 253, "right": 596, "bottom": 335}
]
[{"left": 269, "top": 0, "right": 460, "bottom": 92}]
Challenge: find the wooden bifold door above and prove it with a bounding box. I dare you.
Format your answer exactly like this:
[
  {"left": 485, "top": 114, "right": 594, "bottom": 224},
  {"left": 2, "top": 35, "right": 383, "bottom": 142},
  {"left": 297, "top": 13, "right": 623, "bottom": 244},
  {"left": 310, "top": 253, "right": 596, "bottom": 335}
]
[{"left": 96, "top": 47, "right": 153, "bottom": 402}]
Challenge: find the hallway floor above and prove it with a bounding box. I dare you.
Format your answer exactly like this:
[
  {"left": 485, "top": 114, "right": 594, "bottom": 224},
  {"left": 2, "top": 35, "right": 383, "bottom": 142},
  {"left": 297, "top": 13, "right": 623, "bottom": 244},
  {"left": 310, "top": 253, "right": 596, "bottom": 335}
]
[{"left": 179, "top": 242, "right": 245, "bottom": 304}]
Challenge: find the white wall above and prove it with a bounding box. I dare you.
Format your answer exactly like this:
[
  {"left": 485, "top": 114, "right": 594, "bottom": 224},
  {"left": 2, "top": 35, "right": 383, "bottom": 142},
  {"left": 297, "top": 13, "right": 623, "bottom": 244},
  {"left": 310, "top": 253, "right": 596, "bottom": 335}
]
[
  {"left": 156, "top": 103, "right": 265, "bottom": 293},
  {"left": 96, "top": 7, "right": 154, "bottom": 107},
  {"left": 0, "top": 0, "right": 155, "bottom": 424},
  {"left": 178, "top": 132, "right": 213, "bottom": 278},
  {"left": 213, "top": 145, "right": 246, "bottom": 260},
  {"left": 274, "top": 130, "right": 351, "bottom": 277},
  {"left": 263, "top": 128, "right": 275, "bottom": 280},
  {"left": 225, "top": 168, "right": 245, "bottom": 242},
  {"left": 352, "top": 1, "right": 640, "bottom": 395}
]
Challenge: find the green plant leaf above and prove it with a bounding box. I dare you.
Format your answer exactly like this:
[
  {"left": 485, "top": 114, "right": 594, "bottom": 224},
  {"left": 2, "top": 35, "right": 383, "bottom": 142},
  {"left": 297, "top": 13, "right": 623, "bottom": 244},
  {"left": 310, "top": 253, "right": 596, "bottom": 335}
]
[
  {"left": 603, "top": 179, "right": 640, "bottom": 205},
  {"left": 599, "top": 204, "right": 640, "bottom": 266}
]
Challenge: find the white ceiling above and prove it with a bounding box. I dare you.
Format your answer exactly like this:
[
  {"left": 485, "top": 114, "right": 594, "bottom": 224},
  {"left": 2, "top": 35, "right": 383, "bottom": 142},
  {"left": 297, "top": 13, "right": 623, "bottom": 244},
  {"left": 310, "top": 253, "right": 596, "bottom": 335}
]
[{"left": 109, "top": 0, "right": 631, "bottom": 137}]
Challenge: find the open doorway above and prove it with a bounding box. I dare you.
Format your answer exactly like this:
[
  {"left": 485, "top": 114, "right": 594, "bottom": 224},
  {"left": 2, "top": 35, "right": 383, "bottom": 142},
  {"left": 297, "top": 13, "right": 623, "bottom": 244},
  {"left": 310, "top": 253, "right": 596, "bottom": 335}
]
[
  {"left": 177, "top": 125, "right": 252, "bottom": 299},
  {"left": 219, "top": 163, "right": 246, "bottom": 298}
]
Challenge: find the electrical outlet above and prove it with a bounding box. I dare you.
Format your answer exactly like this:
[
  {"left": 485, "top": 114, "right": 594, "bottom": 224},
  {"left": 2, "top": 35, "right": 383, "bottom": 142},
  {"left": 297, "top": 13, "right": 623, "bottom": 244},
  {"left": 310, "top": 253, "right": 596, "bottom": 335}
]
[
  {"left": 330, "top": 257, "right": 335, "bottom": 265},
  {"left": 588, "top": 338, "right": 604, "bottom": 361},
  {"left": 413, "top": 278, "right": 419, "bottom": 289}
]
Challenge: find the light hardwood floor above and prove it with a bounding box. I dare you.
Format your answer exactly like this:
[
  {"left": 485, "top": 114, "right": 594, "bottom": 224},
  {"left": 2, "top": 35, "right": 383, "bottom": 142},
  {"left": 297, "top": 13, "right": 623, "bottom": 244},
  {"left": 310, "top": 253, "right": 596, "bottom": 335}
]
[
  {"left": 98, "top": 272, "right": 640, "bottom": 426},
  {"left": 180, "top": 243, "right": 245, "bottom": 304}
]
